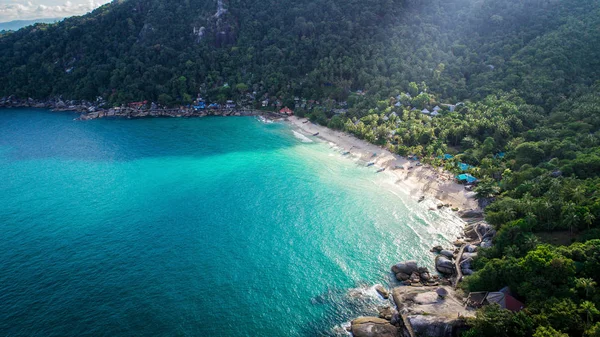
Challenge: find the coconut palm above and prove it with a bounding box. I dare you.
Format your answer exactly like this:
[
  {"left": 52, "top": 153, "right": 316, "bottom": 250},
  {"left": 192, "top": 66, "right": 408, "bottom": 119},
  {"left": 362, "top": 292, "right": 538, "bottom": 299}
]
[
  {"left": 580, "top": 301, "right": 599, "bottom": 328},
  {"left": 576, "top": 278, "right": 597, "bottom": 298}
]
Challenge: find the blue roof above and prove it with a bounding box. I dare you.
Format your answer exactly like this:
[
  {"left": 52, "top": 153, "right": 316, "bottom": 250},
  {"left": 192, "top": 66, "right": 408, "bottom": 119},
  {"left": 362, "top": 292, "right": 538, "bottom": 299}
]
[
  {"left": 457, "top": 174, "right": 478, "bottom": 183},
  {"left": 444, "top": 154, "right": 453, "bottom": 160},
  {"left": 458, "top": 162, "right": 472, "bottom": 171},
  {"left": 495, "top": 152, "right": 506, "bottom": 159}
]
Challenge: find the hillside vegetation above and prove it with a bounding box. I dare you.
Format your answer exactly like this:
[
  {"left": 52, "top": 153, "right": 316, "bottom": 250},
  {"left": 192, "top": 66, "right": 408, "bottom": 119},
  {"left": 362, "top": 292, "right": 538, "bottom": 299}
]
[{"left": 1, "top": 0, "right": 600, "bottom": 336}]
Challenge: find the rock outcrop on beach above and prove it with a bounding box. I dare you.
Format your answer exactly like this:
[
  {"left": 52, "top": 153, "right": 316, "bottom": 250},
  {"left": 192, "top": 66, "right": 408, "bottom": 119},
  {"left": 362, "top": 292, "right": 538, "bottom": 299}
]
[
  {"left": 350, "top": 317, "right": 401, "bottom": 337},
  {"left": 435, "top": 255, "right": 455, "bottom": 275},
  {"left": 391, "top": 261, "right": 440, "bottom": 286},
  {"left": 392, "top": 287, "right": 473, "bottom": 337}
]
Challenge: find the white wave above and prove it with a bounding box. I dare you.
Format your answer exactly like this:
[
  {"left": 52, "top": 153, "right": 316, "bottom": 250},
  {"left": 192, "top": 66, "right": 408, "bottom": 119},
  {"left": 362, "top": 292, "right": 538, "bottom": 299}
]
[{"left": 292, "top": 130, "right": 313, "bottom": 143}]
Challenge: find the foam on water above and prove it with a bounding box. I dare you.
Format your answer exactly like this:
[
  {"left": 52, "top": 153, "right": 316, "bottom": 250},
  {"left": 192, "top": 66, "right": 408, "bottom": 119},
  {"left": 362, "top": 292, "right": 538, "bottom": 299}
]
[{"left": 292, "top": 130, "right": 313, "bottom": 143}]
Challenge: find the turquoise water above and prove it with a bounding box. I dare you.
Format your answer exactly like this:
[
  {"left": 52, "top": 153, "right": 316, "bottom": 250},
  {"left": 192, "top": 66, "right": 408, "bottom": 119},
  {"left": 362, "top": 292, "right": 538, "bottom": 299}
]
[{"left": 0, "top": 109, "right": 464, "bottom": 336}]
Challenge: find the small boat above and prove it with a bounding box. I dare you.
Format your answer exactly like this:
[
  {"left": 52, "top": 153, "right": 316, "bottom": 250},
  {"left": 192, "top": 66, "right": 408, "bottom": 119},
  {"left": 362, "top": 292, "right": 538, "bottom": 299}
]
[
  {"left": 418, "top": 196, "right": 425, "bottom": 202},
  {"left": 313, "top": 132, "right": 319, "bottom": 136},
  {"left": 416, "top": 162, "right": 423, "bottom": 166},
  {"left": 366, "top": 162, "right": 375, "bottom": 167},
  {"left": 342, "top": 151, "right": 350, "bottom": 155},
  {"left": 376, "top": 168, "right": 386, "bottom": 173},
  {"left": 302, "top": 120, "right": 309, "bottom": 124}
]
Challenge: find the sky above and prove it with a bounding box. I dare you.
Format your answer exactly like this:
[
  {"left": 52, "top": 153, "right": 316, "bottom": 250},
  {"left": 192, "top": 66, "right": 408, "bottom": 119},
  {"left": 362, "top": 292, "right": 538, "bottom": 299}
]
[{"left": 0, "top": 0, "right": 111, "bottom": 22}]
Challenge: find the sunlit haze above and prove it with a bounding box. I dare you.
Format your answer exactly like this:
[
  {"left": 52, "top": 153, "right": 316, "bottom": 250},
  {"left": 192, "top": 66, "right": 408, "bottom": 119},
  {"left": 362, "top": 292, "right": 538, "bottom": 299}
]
[{"left": 0, "top": 0, "right": 111, "bottom": 22}]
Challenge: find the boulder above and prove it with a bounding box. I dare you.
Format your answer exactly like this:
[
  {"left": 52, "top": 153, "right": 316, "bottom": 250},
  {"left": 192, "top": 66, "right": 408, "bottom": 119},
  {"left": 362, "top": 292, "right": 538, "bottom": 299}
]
[
  {"left": 461, "top": 252, "right": 477, "bottom": 261},
  {"left": 410, "top": 272, "right": 421, "bottom": 283},
  {"left": 378, "top": 306, "right": 398, "bottom": 321},
  {"left": 351, "top": 317, "right": 400, "bottom": 337},
  {"left": 391, "top": 260, "right": 418, "bottom": 275},
  {"left": 462, "top": 268, "right": 474, "bottom": 276},
  {"left": 430, "top": 245, "right": 443, "bottom": 253},
  {"left": 435, "top": 255, "right": 455, "bottom": 275},
  {"left": 465, "top": 244, "right": 478, "bottom": 253},
  {"left": 440, "top": 250, "right": 454, "bottom": 259},
  {"left": 459, "top": 209, "right": 484, "bottom": 218},
  {"left": 395, "top": 272, "right": 410, "bottom": 281},
  {"left": 375, "top": 285, "right": 389, "bottom": 299}
]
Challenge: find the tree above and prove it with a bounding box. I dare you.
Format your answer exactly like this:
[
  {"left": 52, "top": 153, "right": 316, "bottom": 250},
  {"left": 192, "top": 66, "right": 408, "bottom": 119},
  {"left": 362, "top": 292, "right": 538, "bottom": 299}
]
[
  {"left": 533, "top": 326, "right": 569, "bottom": 337},
  {"left": 580, "top": 301, "right": 599, "bottom": 328},
  {"left": 576, "top": 278, "right": 597, "bottom": 299},
  {"left": 474, "top": 178, "right": 500, "bottom": 200}
]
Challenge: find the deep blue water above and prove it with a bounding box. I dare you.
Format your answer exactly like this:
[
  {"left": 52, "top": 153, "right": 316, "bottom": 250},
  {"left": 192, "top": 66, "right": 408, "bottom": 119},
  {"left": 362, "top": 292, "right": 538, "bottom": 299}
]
[{"left": 0, "top": 109, "right": 463, "bottom": 336}]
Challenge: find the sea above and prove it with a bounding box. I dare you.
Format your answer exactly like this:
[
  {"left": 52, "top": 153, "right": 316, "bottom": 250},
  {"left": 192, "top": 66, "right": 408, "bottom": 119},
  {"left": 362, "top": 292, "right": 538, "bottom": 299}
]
[{"left": 0, "top": 108, "right": 464, "bottom": 336}]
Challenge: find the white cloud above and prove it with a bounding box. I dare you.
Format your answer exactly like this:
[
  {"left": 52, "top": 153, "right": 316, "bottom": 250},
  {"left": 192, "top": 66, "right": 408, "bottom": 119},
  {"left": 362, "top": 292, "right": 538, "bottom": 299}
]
[{"left": 0, "top": 0, "right": 111, "bottom": 22}]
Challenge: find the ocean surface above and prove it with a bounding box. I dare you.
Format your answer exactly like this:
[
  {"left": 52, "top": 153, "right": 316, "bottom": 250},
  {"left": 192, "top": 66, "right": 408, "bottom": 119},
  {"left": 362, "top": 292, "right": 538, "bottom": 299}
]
[{"left": 0, "top": 109, "right": 464, "bottom": 336}]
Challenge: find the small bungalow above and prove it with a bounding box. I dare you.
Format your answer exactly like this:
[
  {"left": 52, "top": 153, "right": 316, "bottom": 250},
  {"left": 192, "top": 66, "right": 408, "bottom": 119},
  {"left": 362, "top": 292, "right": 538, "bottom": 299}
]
[
  {"left": 494, "top": 152, "right": 506, "bottom": 159},
  {"left": 433, "top": 106, "right": 441, "bottom": 111},
  {"left": 394, "top": 101, "right": 402, "bottom": 107},
  {"left": 430, "top": 111, "right": 440, "bottom": 117},
  {"left": 280, "top": 107, "right": 293, "bottom": 115},
  {"left": 466, "top": 288, "right": 524, "bottom": 312},
  {"left": 421, "top": 108, "right": 430, "bottom": 114},
  {"left": 456, "top": 173, "right": 478, "bottom": 184},
  {"left": 440, "top": 154, "right": 453, "bottom": 160},
  {"left": 261, "top": 99, "right": 269, "bottom": 107},
  {"left": 226, "top": 100, "right": 236, "bottom": 109},
  {"left": 193, "top": 101, "right": 206, "bottom": 110}
]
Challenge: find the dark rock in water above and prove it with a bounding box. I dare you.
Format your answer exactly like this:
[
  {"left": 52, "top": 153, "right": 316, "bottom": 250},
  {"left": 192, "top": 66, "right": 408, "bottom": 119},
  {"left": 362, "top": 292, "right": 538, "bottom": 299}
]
[
  {"left": 351, "top": 317, "right": 400, "bottom": 337},
  {"left": 391, "top": 260, "right": 418, "bottom": 275},
  {"left": 420, "top": 272, "right": 432, "bottom": 281},
  {"left": 375, "top": 285, "right": 389, "bottom": 299},
  {"left": 410, "top": 272, "right": 421, "bottom": 283},
  {"left": 435, "top": 255, "right": 455, "bottom": 275},
  {"left": 395, "top": 272, "right": 410, "bottom": 281},
  {"left": 440, "top": 250, "right": 454, "bottom": 259},
  {"left": 430, "top": 245, "right": 443, "bottom": 253}
]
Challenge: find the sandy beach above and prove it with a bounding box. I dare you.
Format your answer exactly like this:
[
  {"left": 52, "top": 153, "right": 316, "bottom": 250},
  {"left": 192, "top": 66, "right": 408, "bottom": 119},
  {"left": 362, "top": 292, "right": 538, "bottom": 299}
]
[{"left": 287, "top": 116, "right": 479, "bottom": 211}]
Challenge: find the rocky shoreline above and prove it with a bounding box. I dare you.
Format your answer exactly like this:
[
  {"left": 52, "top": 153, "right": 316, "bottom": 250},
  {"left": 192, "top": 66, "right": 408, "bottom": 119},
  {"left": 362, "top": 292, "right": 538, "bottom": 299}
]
[{"left": 348, "top": 210, "right": 494, "bottom": 337}]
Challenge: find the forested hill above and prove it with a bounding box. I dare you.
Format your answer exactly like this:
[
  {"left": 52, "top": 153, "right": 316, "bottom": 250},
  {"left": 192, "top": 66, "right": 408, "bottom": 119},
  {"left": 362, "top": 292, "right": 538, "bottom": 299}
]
[{"left": 0, "top": 0, "right": 598, "bottom": 109}]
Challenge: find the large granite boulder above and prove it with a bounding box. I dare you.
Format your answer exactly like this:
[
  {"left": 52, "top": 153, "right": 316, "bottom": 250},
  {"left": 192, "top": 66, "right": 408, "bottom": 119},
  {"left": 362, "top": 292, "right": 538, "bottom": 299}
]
[
  {"left": 351, "top": 317, "right": 400, "bottom": 337},
  {"left": 435, "top": 255, "right": 455, "bottom": 275},
  {"left": 375, "top": 284, "right": 390, "bottom": 299},
  {"left": 395, "top": 272, "right": 410, "bottom": 281},
  {"left": 391, "top": 260, "right": 418, "bottom": 275},
  {"left": 459, "top": 209, "right": 483, "bottom": 218},
  {"left": 440, "top": 250, "right": 454, "bottom": 259}
]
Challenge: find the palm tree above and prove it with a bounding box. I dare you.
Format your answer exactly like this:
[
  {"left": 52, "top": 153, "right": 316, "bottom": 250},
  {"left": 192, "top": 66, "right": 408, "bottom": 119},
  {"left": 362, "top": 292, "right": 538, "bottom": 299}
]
[
  {"left": 524, "top": 234, "right": 539, "bottom": 250},
  {"left": 576, "top": 278, "right": 597, "bottom": 298},
  {"left": 580, "top": 301, "right": 599, "bottom": 328},
  {"left": 563, "top": 212, "right": 579, "bottom": 236},
  {"left": 583, "top": 212, "right": 596, "bottom": 230}
]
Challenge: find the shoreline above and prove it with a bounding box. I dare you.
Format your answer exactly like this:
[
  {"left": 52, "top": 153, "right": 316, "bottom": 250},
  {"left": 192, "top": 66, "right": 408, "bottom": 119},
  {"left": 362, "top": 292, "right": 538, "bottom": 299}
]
[{"left": 287, "top": 116, "right": 479, "bottom": 212}]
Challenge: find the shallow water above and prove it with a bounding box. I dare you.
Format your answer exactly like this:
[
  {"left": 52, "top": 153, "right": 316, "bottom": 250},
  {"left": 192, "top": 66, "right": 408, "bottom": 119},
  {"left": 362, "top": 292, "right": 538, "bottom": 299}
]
[{"left": 0, "top": 109, "right": 464, "bottom": 336}]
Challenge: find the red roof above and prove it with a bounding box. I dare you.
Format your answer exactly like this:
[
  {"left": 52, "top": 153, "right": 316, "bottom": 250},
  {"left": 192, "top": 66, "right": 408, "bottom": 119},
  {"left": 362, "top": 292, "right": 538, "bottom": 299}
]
[
  {"left": 504, "top": 294, "right": 524, "bottom": 312},
  {"left": 280, "top": 107, "right": 293, "bottom": 115}
]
